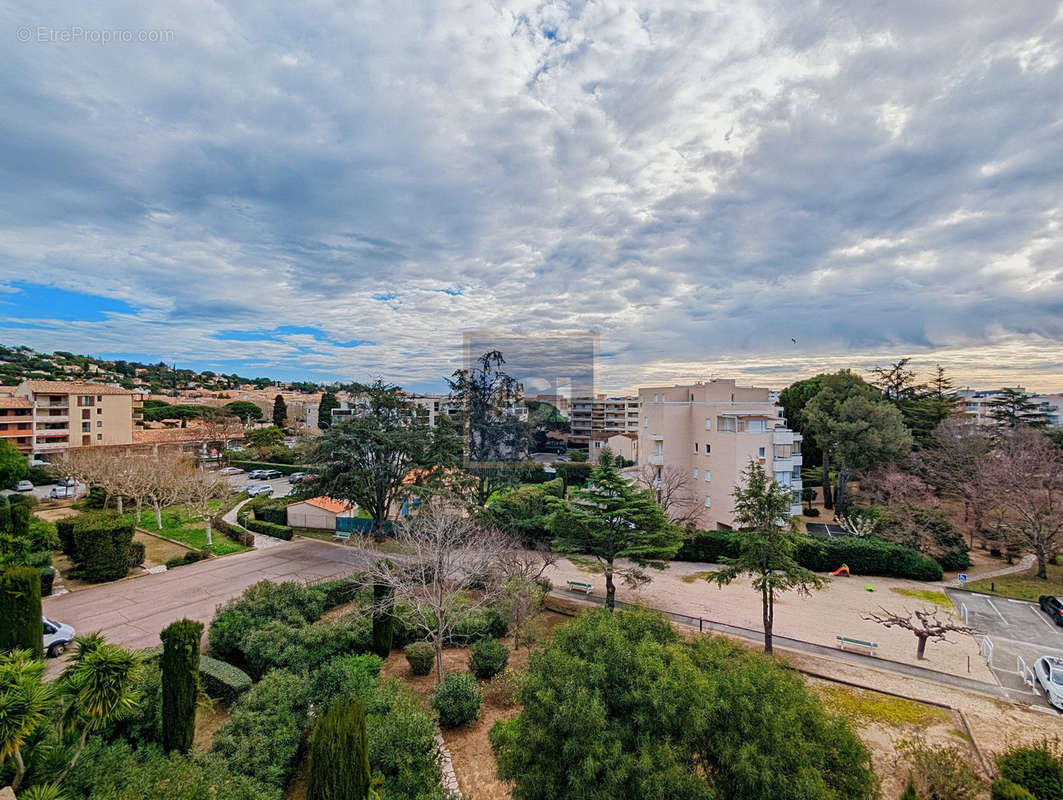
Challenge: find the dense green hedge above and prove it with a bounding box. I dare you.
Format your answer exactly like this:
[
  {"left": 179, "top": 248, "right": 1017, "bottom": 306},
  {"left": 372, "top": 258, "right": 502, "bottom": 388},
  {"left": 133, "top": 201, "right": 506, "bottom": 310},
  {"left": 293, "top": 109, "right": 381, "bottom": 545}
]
[
  {"left": 243, "top": 517, "right": 294, "bottom": 540},
  {"left": 72, "top": 514, "right": 135, "bottom": 582},
  {"left": 228, "top": 459, "right": 309, "bottom": 475},
  {"left": 676, "top": 530, "right": 943, "bottom": 581},
  {"left": 997, "top": 741, "right": 1063, "bottom": 800},
  {"left": 161, "top": 619, "right": 203, "bottom": 755},
  {"left": 141, "top": 646, "right": 253, "bottom": 705},
  {"left": 0, "top": 565, "right": 43, "bottom": 657}
]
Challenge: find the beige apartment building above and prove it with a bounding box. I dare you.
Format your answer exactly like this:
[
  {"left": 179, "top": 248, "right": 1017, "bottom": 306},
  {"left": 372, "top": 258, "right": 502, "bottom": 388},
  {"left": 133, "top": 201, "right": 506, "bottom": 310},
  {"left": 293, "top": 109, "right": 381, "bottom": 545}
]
[
  {"left": 1, "top": 381, "right": 143, "bottom": 459},
  {"left": 570, "top": 395, "right": 641, "bottom": 447},
  {"left": 638, "top": 380, "right": 803, "bottom": 529}
]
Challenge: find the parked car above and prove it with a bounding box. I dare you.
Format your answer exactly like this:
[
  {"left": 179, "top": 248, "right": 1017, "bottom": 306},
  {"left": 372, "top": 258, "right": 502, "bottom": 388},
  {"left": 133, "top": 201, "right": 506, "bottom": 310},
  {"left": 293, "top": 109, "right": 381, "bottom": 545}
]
[
  {"left": 218, "top": 466, "right": 243, "bottom": 475},
  {"left": 1039, "top": 596, "right": 1063, "bottom": 625},
  {"left": 49, "top": 486, "right": 75, "bottom": 499},
  {"left": 234, "top": 483, "right": 255, "bottom": 494},
  {"left": 247, "top": 470, "right": 266, "bottom": 480},
  {"left": 15, "top": 480, "right": 33, "bottom": 492},
  {"left": 43, "top": 616, "right": 75, "bottom": 658},
  {"left": 288, "top": 471, "right": 308, "bottom": 484},
  {"left": 1035, "top": 656, "right": 1063, "bottom": 710},
  {"left": 246, "top": 484, "right": 274, "bottom": 498},
  {"left": 260, "top": 469, "right": 283, "bottom": 480}
]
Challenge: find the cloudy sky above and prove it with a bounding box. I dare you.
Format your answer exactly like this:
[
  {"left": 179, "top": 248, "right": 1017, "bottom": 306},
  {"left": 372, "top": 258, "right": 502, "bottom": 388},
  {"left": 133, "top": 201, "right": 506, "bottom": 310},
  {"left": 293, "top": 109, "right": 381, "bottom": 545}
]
[{"left": 1, "top": 0, "right": 1062, "bottom": 393}]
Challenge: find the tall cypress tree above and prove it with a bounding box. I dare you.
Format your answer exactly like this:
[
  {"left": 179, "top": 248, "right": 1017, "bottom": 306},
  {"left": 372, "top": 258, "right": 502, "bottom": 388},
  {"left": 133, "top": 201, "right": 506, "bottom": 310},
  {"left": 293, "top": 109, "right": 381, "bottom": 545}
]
[
  {"left": 317, "top": 391, "right": 339, "bottom": 430},
  {"left": 273, "top": 394, "right": 288, "bottom": 429},
  {"left": 307, "top": 696, "right": 371, "bottom": 800},
  {"left": 160, "top": 618, "right": 203, "bottom": 754},
  {"left": 372, "top": 562, "right": 394, "bottom": 658},
  {"left": 0, "top": 567, "right": 43, "bottom": 658}
]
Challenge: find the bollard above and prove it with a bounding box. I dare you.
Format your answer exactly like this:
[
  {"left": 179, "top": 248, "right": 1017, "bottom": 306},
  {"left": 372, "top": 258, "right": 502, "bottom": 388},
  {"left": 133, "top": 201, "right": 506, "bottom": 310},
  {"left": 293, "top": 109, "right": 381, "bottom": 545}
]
[{"left": 991, "top": 581, "right": 995, "bottom": 592}]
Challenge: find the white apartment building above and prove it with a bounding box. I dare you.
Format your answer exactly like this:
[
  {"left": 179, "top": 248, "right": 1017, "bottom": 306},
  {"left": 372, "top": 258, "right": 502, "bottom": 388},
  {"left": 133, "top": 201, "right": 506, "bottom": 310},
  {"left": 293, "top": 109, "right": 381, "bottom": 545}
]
[{"left": 638, "top": 380, "right": 803, "bottom": 529}]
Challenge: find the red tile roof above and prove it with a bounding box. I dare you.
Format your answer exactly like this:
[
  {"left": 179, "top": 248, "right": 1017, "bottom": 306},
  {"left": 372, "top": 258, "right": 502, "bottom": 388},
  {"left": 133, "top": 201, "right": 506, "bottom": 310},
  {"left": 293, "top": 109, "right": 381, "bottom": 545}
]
[
  {"left": 287, "top": 496, "right": 354, "bottom": 514},
  {"left": 21, "top": 380, "right": 135, "bottom": 395}
]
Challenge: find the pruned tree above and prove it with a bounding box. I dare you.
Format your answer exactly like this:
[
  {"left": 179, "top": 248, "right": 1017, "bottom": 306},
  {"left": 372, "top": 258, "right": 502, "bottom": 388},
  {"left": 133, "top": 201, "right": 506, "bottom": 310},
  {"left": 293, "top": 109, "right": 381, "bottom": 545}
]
[
  {"left": 144, "top": 455, "right": 195, "bottom": 531},
  {"left": 708, "top": 460, "right": 825, "bottom": 653},
  {"left": 199, "top": 407, "right": 244, "bottom": 450},
  {"left": 370, "top": 500, "right": 508, "bottom": 680},
  {"left": 180, "top": 469, "right": 231, "bottom": 547},
  {"left": 637, "top": 463, "right": 700, "bottom": 528},
  {"left": 979, "top": 425, "right": 1063, "bottom": 579},
  {"left": 54, "top": 449, "right": 134, "bottom": 513},
  {"left": 917, "top": 417, "right": 994, "bottom": 548},
  {"left": 497, "top": 543, "right": 558, "bottom": 649},
  {"left": 552, "top": 461, "right": 682, "bottom": 611},
  {"left": 863, "top": 607, "right": 976, "bottom": 660}
]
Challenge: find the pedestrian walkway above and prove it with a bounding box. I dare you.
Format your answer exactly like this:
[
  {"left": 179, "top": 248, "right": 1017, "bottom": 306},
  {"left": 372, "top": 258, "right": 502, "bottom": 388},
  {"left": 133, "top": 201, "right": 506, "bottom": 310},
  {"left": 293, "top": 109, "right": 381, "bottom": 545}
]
[
  {"left": 942, "top": 554, "right": 1035, "bottom": 587},
  {"left": 222, "top": 497, "right": 290, "bottom": 550}
]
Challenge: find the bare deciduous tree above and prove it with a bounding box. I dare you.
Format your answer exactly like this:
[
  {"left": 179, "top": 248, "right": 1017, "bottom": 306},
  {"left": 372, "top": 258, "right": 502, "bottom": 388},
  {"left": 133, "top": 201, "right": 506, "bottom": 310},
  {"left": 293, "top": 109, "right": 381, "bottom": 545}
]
[
  {"left": 143, "top": 454, "right": 196, "bottom": 531},
  {"left": 180, "top": 469, "right": 231, "bottom": 546},
  {"left": 637, "top": 463, "right": 699, "bottom": 528},
  {"left": 496, "top": 543, "right": 557, "bottom": 650},
  {"left": 54, "top": 450, "right": 141, "bottom": 513},
  {"left": 370, "top": 500, "right": 509, "bottom": 680},
  {"left": 918, "top": 418, "right": 994, "bottom": 548},
  {"left": 979, "top": 425, "right": 1063, "bottom": 579},
  {"left": 198, "top": 407, "right": 244, "bottom": 451},
  {"left": 863, "top": 607, "right": 976, "bottom": 660}
]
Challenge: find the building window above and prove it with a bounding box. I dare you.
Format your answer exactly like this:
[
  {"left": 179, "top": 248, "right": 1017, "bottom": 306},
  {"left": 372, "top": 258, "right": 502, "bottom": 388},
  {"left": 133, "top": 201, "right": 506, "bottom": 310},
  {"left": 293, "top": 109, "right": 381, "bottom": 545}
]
[
  {"left": 705, "top": 418, "right": 711, "bottom": 430},
  {"left": 82, "top": 423, "right": 90, "bottom": 432},
  {"left": 653, "top": 394, "right": 659, "bottom": 403},
  {"left": 643, "top": 417, "right": 648, "bottom": 427},
  {"left": 693, "top": 468, "right": 699, "bottom": 478},
  {"left": 704, "top": 471, "right": 711, "bottom": 482},
  {"left": 758, "top": 447, "right": 766, "bottom": 458},
  {"left": 96, "top": 434, "right": 102, "bottom": 441},
  {"left": 704, "top": 496, "right": 711, "bottom": 507},
  {"left": 704, "top": 443, "right": 710, "bottom": 454},
  {"left": 82, "top": 409, "right": 90, "bottom": 420},
  {"left": 717, "top": 416, "right": 736, "bottom": 432},
  {"left": 97, "top": 407, "right": 102, "bottom": 414},
  {"left": 693, "top": 442, "right": 698, "bottom": 453},
  {"left": 96, "top": 395, "right": 102, "bottom": 402},
  {"left": 77, "top": 396, "right": 92, "bottom": 407},
  {"left": 97, "top": 421, "right": 103, "bottom": 428}
]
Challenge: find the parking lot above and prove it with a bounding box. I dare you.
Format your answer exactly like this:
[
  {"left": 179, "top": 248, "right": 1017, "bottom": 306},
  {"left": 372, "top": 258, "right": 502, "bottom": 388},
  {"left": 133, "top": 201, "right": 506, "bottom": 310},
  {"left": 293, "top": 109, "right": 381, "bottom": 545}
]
[
  {"left": 222, "top": 469, "right": 299, "bottom": 500},
  {"left": 947, "top": 589, "right": 1063, "bottom": 706}
]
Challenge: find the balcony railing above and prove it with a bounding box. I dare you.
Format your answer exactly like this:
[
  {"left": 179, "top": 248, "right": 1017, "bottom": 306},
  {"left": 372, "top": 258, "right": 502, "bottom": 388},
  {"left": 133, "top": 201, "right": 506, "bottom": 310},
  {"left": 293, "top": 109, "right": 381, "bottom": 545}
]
[{"left": 649, "top": 453, "right": 664, "bottom": 466}]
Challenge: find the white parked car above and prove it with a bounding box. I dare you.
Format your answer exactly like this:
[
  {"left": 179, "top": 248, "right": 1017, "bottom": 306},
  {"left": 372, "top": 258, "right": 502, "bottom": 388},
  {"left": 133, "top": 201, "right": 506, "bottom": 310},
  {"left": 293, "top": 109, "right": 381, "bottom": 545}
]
[
  {"left": 43, "top": 616, "right": 75, "bottom": 658},
  {"left": 1035, "top": 656, "right": 1063, "bottom": 710},
  {"left": 218, "top": 466, "right": 244, "bottom": 475},
  {"left": 50, "top": 486, "right": 76, "bottom": 499},
  {"left": 15, "top": 480, "right": 34, "bottom": 492},
  {"left": 246, "top": 484, "right": 274, "bottom": 497}
]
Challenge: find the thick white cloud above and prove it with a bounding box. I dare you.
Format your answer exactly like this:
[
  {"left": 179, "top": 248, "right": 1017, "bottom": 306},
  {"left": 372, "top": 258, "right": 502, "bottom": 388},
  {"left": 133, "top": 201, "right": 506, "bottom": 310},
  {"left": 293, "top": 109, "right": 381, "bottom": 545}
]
[{"left": 1, "top": 0, "right": 1062, "bottom": 390}]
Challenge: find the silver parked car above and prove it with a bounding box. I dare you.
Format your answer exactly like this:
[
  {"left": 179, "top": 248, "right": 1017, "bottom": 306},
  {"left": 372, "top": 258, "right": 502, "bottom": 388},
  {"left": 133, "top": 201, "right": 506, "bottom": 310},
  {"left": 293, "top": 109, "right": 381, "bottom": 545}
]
[
  {"left": 1035, "top": 656, "right": 1063, "bottom": 710},
  {"left": 246, "top": 484, "right": 274, "bottom": 497},
  {"left": 43, "top": 616, "right": 76, "bottom": 658}
]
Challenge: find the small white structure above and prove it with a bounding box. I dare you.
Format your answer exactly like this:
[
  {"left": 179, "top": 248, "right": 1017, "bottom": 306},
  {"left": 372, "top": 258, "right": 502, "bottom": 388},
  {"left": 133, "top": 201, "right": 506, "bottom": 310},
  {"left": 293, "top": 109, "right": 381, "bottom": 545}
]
[{"left": 286, "top": 496, "right": 357, "bottom": 529}]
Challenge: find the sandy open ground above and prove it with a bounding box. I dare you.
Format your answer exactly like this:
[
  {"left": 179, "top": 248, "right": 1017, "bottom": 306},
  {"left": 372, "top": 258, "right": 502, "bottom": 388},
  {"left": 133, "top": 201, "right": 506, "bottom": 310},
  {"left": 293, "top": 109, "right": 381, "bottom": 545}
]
[{"left": 545, "top": 556, "right": 994, "bottom": 682}]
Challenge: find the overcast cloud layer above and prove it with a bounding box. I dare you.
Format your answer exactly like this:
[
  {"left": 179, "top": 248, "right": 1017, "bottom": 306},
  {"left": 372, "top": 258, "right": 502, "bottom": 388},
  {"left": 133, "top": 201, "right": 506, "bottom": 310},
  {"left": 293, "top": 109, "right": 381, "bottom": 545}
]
[{"left": 1, "top": 0, "right": 1062, "bottom": 392}]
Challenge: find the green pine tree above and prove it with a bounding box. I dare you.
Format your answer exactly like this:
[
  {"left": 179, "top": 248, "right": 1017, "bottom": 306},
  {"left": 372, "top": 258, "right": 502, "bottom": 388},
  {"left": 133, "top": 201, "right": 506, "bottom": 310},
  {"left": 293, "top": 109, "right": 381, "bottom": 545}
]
[
  {"left": 0, "top": 567, "right": 43, "bottom": 659},
  {"left": 307, "top": 696, "right": 371, "bottom": 800},
  {"left": 160, "top": 618, "right": 203, "bottom": 755},
  {"left": 317, "top": 391, "right": 340, "bottom": 430},
  {"left": 551, "top": 461, "right": 682, "bottom": 610}
]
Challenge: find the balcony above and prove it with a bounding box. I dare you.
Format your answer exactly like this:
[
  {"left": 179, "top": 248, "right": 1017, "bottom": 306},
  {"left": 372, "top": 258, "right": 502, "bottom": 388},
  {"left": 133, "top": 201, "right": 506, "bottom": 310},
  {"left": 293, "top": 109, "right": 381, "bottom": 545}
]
[
  {"left": 649, "top": 453, "right": 664, "bottom": 466},
  {"left": 788, "top": 503, "right": 804, "bottom": 517}
]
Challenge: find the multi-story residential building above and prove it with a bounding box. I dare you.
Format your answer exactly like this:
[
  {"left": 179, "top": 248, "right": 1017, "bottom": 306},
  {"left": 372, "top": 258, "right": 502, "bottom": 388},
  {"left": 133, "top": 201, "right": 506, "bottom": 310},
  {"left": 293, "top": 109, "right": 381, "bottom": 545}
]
[
  {"left": 570, "top": 395, "right": 641, "bottom": 447},
  {"left": 5, "top": 381, "right": 143, "bottom": 459},
  {"left": 954, "top": 389, "right": 1008, "bottom": 426},
  {"left": 531, "top": 393, "right": 570, "bottom": 418},
  {"left": 637, "top": 380, "right": 803, "bottom": 529},
  {"left": 0, "top": 397, "right": 35, "bottom": 453}
]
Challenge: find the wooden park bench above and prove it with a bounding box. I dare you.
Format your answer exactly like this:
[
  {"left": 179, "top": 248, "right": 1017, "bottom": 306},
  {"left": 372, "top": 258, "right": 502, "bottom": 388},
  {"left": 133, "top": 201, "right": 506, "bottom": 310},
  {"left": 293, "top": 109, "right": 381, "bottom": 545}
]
[
  {"left": 566, "top": 580, "right": 593, "bottom": 595},
  {"left": 332, "top": 530, "right": 352, "bottom": 543},
  {"left": 836, "top": 636, "right": 878, "bottom": 656}
]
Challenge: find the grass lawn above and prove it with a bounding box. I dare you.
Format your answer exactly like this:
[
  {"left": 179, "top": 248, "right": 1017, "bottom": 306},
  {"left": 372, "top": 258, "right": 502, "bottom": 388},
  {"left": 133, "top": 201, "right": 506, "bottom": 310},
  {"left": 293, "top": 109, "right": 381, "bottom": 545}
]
[
  {"left": 889, "top": 587, "right": 954, "bottom": 609},
  {"left": 965, "top": 561, "right": 1063, "bottom": 602},
  {"left": 126, "top": 503, "right": 250, "bottom": 556}
]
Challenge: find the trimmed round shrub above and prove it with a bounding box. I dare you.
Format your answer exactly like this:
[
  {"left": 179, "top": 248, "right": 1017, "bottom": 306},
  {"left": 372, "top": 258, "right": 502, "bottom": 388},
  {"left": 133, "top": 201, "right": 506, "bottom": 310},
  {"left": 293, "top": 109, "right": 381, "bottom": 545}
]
[
  {"left": 997, "top": 742, "right": 1063, "bottom": 800},
  {"left": 469, "top": 637, "right": 509, "bottom": 679},
  {"left": 71, "top": 513, "right": 135, "bottom": 582},
  {"left": 405, "top": 641, "right": 435, "bottom": 676},
  {"left": 198, "top": 655, "right": 252, "bottom": 705},
  {"left": 129, "top": 540, "right": 146, "bottom": 568},
  {"left": 431, "top": 671, "right": 481, "bottom": 727},
  {"left": 992, "top": 778, "right": 1037, "bottom": 800},
  {"left": 804, "top": 507, "right": 821, "bottom": 517}
]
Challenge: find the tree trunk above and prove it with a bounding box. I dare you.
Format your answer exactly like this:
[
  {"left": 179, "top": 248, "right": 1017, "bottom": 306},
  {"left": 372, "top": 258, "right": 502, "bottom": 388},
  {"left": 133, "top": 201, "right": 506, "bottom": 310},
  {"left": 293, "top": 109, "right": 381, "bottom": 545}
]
[
  {"left": 12, "top": 748, "right": 25, "bottom": 791},
  {"left": 1037, "top": 547, "right": 1048, "bottom": 579},
  {"left": 156, "top": 506, "right": 163, "bottom": 530},
  {"left": 835, "top": 469, "right": 849, "bottom": 517},
  {"left": 205, "top": 517, "right": 213, "bottom": 547},
  {"left": 916, "top": 634, "right": 928, "bottom": 660},
  {"left": 762, "top": 583, "right": 774, "bottom": 654},
  {"left": 821, "top": 453, "right": 833, "bottom": 510},
  {"left": 136, "top": 499, "right": 143, "bottom": 524},
  {"left": 605, "top": 567, "right": 616, "bottom": 612},
  {"left": 117, "top": 496, "right": 124, "bottom": 514},
  {"left": 434, "top": 637, "right": 445, "bottom": 682}
]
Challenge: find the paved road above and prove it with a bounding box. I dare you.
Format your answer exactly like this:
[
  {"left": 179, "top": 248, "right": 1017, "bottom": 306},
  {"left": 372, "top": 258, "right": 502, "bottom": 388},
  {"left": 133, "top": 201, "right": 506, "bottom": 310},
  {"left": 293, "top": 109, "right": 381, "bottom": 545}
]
[
  {"left": 947, "top": 589, "right": 1063, "bottom": 705},
  {"left": 43, "top": 538, "right": 371, "bottom": 652}
]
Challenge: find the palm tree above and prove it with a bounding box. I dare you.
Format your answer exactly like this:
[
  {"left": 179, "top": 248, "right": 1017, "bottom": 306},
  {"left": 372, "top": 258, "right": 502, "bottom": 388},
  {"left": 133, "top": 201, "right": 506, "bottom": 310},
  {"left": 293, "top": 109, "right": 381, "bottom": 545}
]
[
  {"left": 0, "top": 650, "right": 56, "bottom": 791},
  {"left": 57, "top": 634, "right": 142, "bottom": 781}
]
